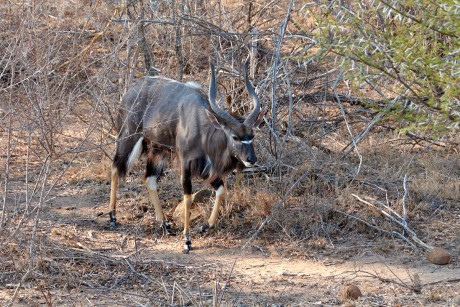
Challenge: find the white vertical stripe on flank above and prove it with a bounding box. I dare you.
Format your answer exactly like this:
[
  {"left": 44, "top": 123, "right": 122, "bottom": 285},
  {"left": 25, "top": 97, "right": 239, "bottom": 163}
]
[{"left": 127, "top": 137, "right": 144, "bottom": 173}]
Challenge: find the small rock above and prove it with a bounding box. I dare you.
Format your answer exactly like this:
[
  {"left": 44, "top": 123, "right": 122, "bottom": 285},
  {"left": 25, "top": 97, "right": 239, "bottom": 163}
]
[
  {"left": 427, "top": 248, "right": 451, "bottom": 265},
  {"left": 341, "top": 284, "right": 362, "bottom": 301}
]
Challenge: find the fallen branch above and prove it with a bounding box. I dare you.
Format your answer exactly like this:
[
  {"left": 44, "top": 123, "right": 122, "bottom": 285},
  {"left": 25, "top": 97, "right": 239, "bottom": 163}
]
[
  {"left": 351, "top": 269, "right": 422, "bottom": 293},
  {"left": 352, "top": 175, "right": 433, "bottom": 251}
]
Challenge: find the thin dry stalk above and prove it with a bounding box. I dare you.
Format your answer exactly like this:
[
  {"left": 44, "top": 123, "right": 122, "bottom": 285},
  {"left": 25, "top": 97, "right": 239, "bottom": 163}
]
[
  {"left": 334, "top": 70, "right": 362, "bottom": 180},
  {"left": 351, "top": 177, "right": 433, "bottom": 252}
]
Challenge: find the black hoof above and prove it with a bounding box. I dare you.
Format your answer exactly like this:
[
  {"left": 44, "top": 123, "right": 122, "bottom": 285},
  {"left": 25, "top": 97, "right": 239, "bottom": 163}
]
[
  {"left": 161, "top": 221, "right": 176, "bottom": 235},
  {"left": 183, "top": 243, "right": 192, "bottom": 254},
  {"left": 109, "top": 212, "right": 118, "bottom": 228},
  {"left": 162, "top": 220, "right": 171, "bottom": 230},
  {"left": 183, "top": 235, "right": 192, "bottom": 254},
  {"left": 198, "top": 223, "right": 210, "bottom": 233},
  {"left": 110, "top": 221, "right": 119, "bottom": 228}
]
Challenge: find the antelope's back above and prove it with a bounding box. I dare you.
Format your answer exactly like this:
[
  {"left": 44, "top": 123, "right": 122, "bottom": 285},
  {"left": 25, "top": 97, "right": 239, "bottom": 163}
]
[{"left": 117, "top": 76, "right": 210, "bottom": 148}]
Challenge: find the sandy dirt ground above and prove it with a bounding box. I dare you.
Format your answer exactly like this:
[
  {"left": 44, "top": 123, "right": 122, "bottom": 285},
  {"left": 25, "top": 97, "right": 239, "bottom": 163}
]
[{"left": 2, "top": 178, "right": 458, "bottom": 307}]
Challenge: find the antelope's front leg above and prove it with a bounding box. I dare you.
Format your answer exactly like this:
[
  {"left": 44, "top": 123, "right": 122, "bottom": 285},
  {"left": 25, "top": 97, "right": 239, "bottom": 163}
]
[
  {"left": 182, "top": 169, "right": 193, "bottom": 253},
  {"left": 199, "top": 179, "right": 225, "bottom": 233},
  {"left": 109, "top": 166, "right": 119, "bottom": 227}
]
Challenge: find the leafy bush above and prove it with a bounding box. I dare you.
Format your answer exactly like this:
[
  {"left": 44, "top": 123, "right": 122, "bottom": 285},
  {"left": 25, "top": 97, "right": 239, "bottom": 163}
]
[{"left": 306, "top": 0, "right": 460, "bottom": 133}]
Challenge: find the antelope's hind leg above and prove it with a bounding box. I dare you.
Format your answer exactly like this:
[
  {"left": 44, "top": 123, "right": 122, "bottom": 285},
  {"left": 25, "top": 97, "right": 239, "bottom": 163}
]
[
  {"left": 181, "top": 167, "right": 193, "bottom": 254},
  {"left": 109, "top": 136, "right": 144, "bottom": 227},
  {"left": 145, "top": 149, "right": 172, "bottom": 233},
  {"left": 199, "top": 179, "right": 225, "bottom": 233}
]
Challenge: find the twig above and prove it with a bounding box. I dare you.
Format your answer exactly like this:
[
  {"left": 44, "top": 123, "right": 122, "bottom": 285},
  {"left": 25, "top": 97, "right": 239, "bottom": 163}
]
[
  {"left": 281, "top": 64, "right": 294, "bottom": 141},
  {"left": 351, "top": 269, "right": 421, "bottom": 293},
  {"left": 423, "top": 278, "right": 460, "bottom": 286},
  {"left": 218, "top": 259, "right": 237, "bottom": 306},
  {"left": 334, "top": 70, "right": 362, "bottom": 180},
  {"left": 402, "top": 174, "right": 408, "bottom": 227},
  {"left": 341, "top": 112, "right": 383, "bottom": 156},
  {"left": 0, "top": 113, "right": 12, "bottom": 233},
  {"left": 249, "top": 27, "right": 258, "bottom": 79},
  {"left": 352, "top": 192, "right": 433, "bottom": 251},
  {"left": 10, "top": 268, "right": 35, "bottom": 306},
  {"left": 406, "top": 131, "right": 446, "bottom": 148},
  {"left": 270, "top": 0, "right": 294, "bottom": 158},
  {"left": 341, "top": 79, "right": 414, "bottom": 156},
  {"left": 125, "top": 258, "right": 155, "bottom": 284}
]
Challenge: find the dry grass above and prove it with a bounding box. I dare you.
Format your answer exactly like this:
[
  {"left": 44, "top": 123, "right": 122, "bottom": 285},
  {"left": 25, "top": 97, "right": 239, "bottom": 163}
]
[{"left": 1, "top": 0, "right": 459, "bottom": 306}]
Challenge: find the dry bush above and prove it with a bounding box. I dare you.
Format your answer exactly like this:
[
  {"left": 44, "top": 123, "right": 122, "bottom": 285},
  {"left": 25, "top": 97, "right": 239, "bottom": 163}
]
[{"left": 1, "top": 0, "right": 459, "bottom": 305}]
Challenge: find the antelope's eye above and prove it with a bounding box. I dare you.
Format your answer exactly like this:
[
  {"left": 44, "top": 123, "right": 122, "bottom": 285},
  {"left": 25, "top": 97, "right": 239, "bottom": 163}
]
[{"left": 232, "top": 135, "right": 240, "bottom": 141}]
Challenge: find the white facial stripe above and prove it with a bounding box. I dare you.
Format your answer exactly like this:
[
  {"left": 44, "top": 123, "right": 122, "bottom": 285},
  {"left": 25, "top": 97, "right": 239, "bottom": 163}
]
[{"left": 241, "top": 140, "right": 252, "bottom": 144}]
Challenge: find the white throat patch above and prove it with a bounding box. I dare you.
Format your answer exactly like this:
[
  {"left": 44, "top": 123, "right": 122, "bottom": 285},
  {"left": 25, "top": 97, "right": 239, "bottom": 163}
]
[{"left": 242, "top": 161, "right": 255, "bottom": 167}]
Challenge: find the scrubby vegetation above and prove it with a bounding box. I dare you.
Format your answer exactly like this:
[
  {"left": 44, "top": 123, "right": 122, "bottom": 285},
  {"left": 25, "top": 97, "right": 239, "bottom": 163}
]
[{"left": 1, "top": 1, "right": 459, "bottom": 305}]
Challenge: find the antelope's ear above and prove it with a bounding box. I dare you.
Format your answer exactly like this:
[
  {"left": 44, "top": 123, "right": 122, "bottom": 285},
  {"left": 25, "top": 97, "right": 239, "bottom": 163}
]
[
  {"left": 206, "top": 109, "right": 225, "bottom": 130},
  {"left": 253, "top": 107, "right": 268, "bottom": 129}
]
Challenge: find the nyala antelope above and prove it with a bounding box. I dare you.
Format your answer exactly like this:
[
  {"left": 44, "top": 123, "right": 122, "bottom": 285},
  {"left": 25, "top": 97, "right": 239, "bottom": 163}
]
[{"left": 109, "top": 59, "right": 265, "bottom": 253}]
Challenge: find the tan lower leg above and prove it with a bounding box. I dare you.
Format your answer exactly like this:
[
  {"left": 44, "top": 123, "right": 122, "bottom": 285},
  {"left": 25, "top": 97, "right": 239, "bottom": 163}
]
[
  {"left": 145, "top": 176, "right": 165, "bottom": 222},
  {"left": 109, "top": 167, "right": 119, "bottom": 215},
  {"left": 148, "top": 189, "right": 165, "bottom": 222},
  {"left": 183, "top": 194, "right": 192, "bottom": 235},
  {"left": 208, "top": 185, "right": 225, "bottom": 228}
]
